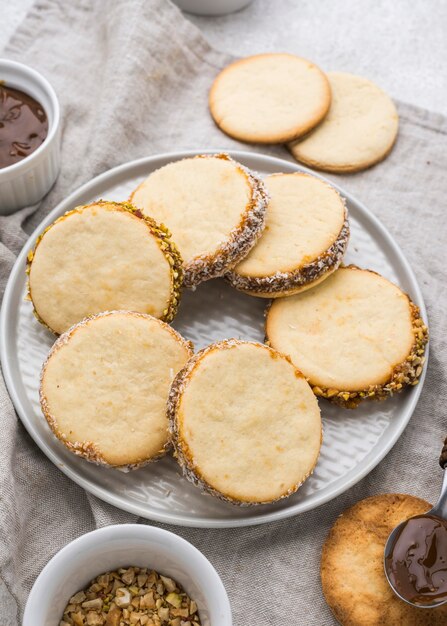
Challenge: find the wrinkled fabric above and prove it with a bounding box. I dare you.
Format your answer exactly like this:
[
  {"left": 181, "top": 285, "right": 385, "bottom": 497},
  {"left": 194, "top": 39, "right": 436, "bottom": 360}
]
[{"left": 0, "top": 1, "right": 446, "bottom": 624}]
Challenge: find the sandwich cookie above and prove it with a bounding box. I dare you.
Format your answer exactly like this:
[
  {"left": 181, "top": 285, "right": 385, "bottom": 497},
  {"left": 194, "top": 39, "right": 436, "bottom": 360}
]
[
  {"left": 40, "top": 311, "right": 193, "bottom": 469},
  {"left": 266, "top": 266, "right": 428, "bottom": 408},
  {"left": 321, "top": 494, "right": 447, "bottom": 625},
  {"left": 27, "top": 201, "right": 183, "bottom": 335},
  {"left": 130, "top": 154, "right": 268, "bottom": 287},
  {"left": 226, "top": 172, "right": 349, "bottom": 297},
  {"left": 209, "top": 53, "right": 331, "bottom": 144},
  {"left": 289, "top": 72, "right": 399, "bottom": 173},
  {"left": 168, "top": 339, "right": 322, "bottom": 505}
]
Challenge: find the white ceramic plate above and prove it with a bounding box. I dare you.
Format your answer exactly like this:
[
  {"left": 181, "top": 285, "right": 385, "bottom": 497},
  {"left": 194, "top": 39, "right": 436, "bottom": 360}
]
[{"left": 0, "top": 150, "right": 428, "bottom": 528}]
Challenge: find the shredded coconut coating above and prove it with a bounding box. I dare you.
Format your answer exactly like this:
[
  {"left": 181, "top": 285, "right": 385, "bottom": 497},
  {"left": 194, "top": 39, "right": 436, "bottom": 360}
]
[
  {"left": 167, "top": 338, "right": 321, "bottom": 506},
  {"left": 226, "top": 209, "right": 350, "bottom": 297},
  {"left": 26, "top": 200, "right": 184, "bottom": 335},
  {"left": 40, "top": 310, "right": 193, "bottom": 470},
  {"left": 264, "top": 265, "right": 429, "bottom": 409},
  {"left": 130, "top": 154, "right": 269, "bottom": 288},
  {"left": 181, "top": 155, "right": 269, "bottom": 287}
]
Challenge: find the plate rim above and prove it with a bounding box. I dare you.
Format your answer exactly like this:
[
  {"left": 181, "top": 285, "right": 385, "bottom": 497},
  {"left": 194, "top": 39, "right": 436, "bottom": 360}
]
[{"left": 0, "top": 149, "right": 429, "bottom": 528}]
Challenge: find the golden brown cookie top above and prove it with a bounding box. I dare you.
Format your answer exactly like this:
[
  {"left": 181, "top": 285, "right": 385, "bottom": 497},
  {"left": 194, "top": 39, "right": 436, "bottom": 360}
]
[
  {"left": 289, "top": 72, "right": 398, "bottom": 173},
  {"left": 226, "top": 172, "right": 349, "bottom": 297},
  {"left": 321, "top": 494, "right": 447, "bottom": 625},
  {"left": 169, "top": 339, "right": 322, "bottom": 504},
  {"left": 130, "top": 154, "right": 268, "bottom": 287},
  {"left": 28, "top": 201, "right": 183, "bottom": 334},
  {"left": 265, "top": 266, "right": 428, "bottom": 408},
  {"left": 40, "top": 311, "right": 193, "bottom": 469},
  {"left": 209, "top": 53, "right": 331, "bottom": 144}
]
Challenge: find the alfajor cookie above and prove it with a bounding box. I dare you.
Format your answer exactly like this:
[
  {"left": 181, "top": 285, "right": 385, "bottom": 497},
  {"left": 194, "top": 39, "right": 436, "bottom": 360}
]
[
  {"left": 129, "top": 154, "right": 268, "bottom": 287},
  {"left": 27, "top": 201, "right": 183, "bottom": 335},
  {"left": 40, "top": 311, "right": 193, "bottom": 469},
  {"left": 289, "top": 72, "right": 399, "bottom": 173},
  {"left": 321, "top": 494, "right": 447, "bottom": 625},
  {"left": 266, "top": 266, "right": 428, "bottom": 408},
  {"left": 226, "top": 172, "right": 349, "bottom": 297},
  {"left": 209, "top": 53, "right": 331, "bottom": 144},
  {"left": 168, "top": 339, "right": 322, "bottom": 505}
]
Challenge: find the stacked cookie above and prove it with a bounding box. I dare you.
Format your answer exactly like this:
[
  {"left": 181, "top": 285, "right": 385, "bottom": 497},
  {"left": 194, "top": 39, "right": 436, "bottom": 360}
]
[
  {"left": 265, "top": 266, "right": 428, "bottom": 409},
  {"left": 27, "top": 151, "right": 428, "bottom": 508},
  {"left": 209, "top": 54, "right": 399, "bottom": 173},
  {"left": 168, "top": 340, "right": 322, "bottom": 505},
  {"left": 227, "top": 172, "right": 349, "bottom": 297},
  {"left": 130, "top": 153, "right": 268, "bottom": 287},
  {"left": 40, "top": 311, "right": 193, "bottom": 469}
]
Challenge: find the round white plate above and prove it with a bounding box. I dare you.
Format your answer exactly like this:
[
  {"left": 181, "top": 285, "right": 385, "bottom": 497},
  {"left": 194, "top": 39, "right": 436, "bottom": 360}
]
[{"left": 0, "top": 150, "right": 428, "bottom": 528}]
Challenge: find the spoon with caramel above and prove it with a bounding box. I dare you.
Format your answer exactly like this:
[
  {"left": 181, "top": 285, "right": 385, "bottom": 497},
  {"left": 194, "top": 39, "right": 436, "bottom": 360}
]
[{"left": 384, "top": 437, "right": 447, "bottom": 608}]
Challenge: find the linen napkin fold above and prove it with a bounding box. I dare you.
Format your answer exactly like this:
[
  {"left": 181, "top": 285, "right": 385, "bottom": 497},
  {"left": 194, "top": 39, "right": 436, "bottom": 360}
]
[{"left": 1, "top": 1, "right": 446, "bottom": 624}]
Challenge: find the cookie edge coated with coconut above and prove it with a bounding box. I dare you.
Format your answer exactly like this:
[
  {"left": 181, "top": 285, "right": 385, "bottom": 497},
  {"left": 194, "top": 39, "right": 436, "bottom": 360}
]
[
  {"left": 168, "top": 338, "right": 322, "bottom": 505},
  {"left": 265, "top": 265, "right": 429, "bottom": 409},
  {"left": 226, "top": 180, "right": 350, "bottom": 298},
  {"left": 26, "top": 200, "right": 184, "bottom": 335},
  {"left": 129, "top": 153, "right": 269, "bottom": 288},
  {"left": 40, "top": 310, "right": 194, "bottom": 470}
]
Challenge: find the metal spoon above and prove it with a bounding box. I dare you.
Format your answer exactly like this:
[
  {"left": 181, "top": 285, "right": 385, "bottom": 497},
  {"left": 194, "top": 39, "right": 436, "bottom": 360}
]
[{"left": 384, "top": 437, "right": 447, "bottom": 608}]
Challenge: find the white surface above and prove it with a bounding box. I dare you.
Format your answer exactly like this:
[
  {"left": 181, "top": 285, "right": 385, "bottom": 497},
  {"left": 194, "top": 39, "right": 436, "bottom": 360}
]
[
  {"left": 23, "top": 524, "right": 232, "bottom": 626},
  {"left": 172, "top": 0, "right": 253, "bottom": 16},
  {"left": 0, "top": 60, "right": 61, "bottom": 214},
  {"left": 0, "top": 150, "right": 428, "bottom": 528}
]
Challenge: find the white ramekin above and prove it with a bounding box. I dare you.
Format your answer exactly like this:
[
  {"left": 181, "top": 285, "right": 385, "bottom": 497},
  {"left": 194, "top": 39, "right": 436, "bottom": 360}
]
[
  {"left": 23, "top": 524, "right": 232, "bottom": 626},
  {"left": 0, "top": 59, "right": 61, "bottom": 215},
  {"left": 172, "top": 0, "right": 254, "bottom": 16}
]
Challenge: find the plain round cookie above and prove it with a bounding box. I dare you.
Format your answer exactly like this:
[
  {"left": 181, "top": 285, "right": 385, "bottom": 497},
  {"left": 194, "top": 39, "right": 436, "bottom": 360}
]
[
  {"left": 226, "top": 173, "right": 349, "bottom": 297},
  {"left": 129, "top": 154, "right": 268, "bottom": 287},
  {"left": 40, "top": 311, "right": 193, "bottom": 469},
  {"left": 27, "top": 201, "right": 183, "bottom": 335},
  {"left": 168, "top": 339, "right": 322, "bottom": 505},
  {"left": 321, "top": 494, "right": 447, "bottom": 625},
  {"left": 265, "top": 266, "right": 428, "bottom": 408},
  {"left": 209, "top": 54, "right": 331, "bottom": 144},
  {"left": 289, "top": 72, "right": 399, "bottom": 173}
]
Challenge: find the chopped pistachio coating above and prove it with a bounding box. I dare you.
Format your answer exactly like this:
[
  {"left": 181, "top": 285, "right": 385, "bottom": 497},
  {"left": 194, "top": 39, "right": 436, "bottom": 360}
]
[{"left": 26, "top": 200, "right": 184, "bottom": 334}]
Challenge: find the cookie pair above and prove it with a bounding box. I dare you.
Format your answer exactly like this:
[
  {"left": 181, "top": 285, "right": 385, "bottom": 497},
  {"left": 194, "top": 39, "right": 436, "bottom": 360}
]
[
  {"left": 210, "top": 54, "right": 398, "bottom": 173},
  {"left": 41, "top": 312, "right": 322, "bottom": 506},
  {"left": 27, "top": 154, "right": 268, "bottom": 335}
]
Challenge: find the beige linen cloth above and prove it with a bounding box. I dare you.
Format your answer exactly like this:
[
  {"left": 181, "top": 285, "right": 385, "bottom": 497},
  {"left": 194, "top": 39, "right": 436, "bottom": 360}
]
[{"left": 1, "top": 1, "right": 446, "bottom": 624}]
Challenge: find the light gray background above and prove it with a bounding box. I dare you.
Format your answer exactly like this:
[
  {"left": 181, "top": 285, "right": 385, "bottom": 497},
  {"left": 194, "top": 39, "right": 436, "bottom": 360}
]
[{"left": 3, "top": 0, "right": 447, "bottom": 115}]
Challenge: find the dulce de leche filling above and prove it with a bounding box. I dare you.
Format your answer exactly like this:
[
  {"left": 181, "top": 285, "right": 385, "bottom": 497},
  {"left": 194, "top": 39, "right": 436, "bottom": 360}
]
[
  {"left": 386, "top": 514, "right": 447, "bottom": 605},
  {"left": 0, "top": 84, "right": 48, "bottom": 169}
]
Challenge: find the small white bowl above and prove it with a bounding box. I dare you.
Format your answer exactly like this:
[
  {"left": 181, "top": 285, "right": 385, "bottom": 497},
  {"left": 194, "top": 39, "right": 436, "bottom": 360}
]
[
  {"left": 23, "top": 524, "right": 232, "bottom": 626},
  {"left": 172, "top": 0, "right": 254, "bottom": 16},
  {"left": 0, "top": 59, "right": 61, "bottom": 215}
]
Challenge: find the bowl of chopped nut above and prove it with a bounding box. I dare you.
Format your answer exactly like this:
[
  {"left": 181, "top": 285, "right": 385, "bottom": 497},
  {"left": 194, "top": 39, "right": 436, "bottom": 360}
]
[{"left": 23, "top": 523, "right": 232, "bottom": 626}]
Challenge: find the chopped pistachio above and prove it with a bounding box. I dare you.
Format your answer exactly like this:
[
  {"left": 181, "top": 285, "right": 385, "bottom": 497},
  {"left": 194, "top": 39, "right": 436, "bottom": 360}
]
[
  {"left": 70, "top": 592, "right": 87, "bottom": 604},
  {"left": 166, "top": 593, "right": 182, "bottom": 608},
  {"left": 81, "top": 598, "right": 103, "bottom": 610},
  {"left": 160, "top": 577, "right": 177, "bottom": 593},
  {"left": 60, "top": 568, "right": 201, "bottom": 626}
]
